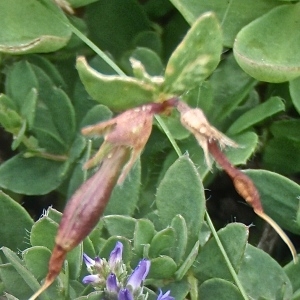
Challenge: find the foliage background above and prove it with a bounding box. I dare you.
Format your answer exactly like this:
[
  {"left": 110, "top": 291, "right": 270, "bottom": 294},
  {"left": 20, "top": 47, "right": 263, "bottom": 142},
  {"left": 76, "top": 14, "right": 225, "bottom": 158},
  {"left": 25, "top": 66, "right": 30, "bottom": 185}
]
[{"left": 0, "top": 0, "right": 300, "bottom": 299}]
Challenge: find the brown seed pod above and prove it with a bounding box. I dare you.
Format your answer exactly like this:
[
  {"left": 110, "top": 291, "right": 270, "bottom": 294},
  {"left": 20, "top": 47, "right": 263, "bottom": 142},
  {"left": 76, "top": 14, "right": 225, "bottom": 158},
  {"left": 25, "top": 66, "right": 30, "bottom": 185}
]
[{"left": 29, "top": 100, "right": 178, "bottom": 299}]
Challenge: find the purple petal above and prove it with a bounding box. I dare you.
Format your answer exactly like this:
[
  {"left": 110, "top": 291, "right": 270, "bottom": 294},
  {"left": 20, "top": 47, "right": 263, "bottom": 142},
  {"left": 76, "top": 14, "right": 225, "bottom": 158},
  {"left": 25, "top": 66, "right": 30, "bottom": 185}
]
[
  {"left": 127, "top": 259, "right": 150, "bottom": 290},
  {"left": 82, "top": 274, "right": 100, "bottom": 284},
  {"left": 118, "top": 288, "right": 134, "bottom": 300},
  {"left": 109, "top": 241, "right": 123, "bottom": 268},
  {"left": 106, "top": 273, "right": 119, "bottom": 292},
  {"left": 83, "top": 253, "right": 95, "bottom": 268},
  {"left": 157, "top": 289, "right": 175, "bottom": 300}
]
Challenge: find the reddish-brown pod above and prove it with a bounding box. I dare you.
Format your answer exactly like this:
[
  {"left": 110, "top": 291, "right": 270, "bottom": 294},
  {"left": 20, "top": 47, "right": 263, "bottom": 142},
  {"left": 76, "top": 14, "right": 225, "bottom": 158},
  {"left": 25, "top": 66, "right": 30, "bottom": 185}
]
[{"left": 29, "top": 100, "right": 178, "bottom": 299}]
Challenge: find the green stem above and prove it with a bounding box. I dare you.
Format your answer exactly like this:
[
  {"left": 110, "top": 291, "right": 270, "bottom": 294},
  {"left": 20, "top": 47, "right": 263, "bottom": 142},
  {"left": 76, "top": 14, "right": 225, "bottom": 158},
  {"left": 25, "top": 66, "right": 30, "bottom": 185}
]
[
  {"left": 40, "top": 0, "right": 125, "bottom": 77},
  {"left": 154, "top": 115, "right": 182, "bottom": 157},
  {"left": 205, "top": 211, "right": 249, "bottom": 300},
  {"left": 66, "top": 18, "right": 126, "bottom": 77}
]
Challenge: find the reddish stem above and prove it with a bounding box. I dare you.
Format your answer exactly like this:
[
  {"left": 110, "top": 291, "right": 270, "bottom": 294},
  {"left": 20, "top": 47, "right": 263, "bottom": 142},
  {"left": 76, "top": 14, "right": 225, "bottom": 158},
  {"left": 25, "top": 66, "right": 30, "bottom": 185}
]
[{"left": 208, "top": 140, "right": 263, "bottom": 213}]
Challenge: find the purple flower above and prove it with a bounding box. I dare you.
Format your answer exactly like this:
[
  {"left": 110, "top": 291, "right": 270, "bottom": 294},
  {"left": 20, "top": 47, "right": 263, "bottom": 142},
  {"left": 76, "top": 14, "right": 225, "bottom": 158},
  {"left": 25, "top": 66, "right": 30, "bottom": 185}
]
[
  {"left": 118, "top": 288, "right": 134, "bottom": 300},
  {"left": 157, "top": 289, "right": 175, "bottom": 300},
  {"left": 127, "top": 259, "right": 150, "bottom": 290},
  {"left": 82, "top": 274, "right": 100, "bottom": 284},
  {"left": 109, "top": 241, "right": 123, "bottom": 269},
  {"left": 106, "top": 273, "right": 119, "bottom": 293},
  {"left": 83, "top": 253, "right": 96, "bottom": 268}
]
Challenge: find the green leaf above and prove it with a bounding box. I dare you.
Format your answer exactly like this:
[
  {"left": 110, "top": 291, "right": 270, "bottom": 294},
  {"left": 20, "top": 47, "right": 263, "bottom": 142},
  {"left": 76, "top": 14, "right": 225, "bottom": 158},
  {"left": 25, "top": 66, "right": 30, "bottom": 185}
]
[
  {"left": 162, "top": 279, "right": 191, "bottom": 300},
  {"left": 148, "top": 227, "right": 175, "bottom": 258},
  {"left": 129, "top": 47, "right": 164, "bottom": 76},
  {"left": 102, "top": 215, "right": 136, "bottom": 239},
  {"left": 0, "top": 263, "right": 36, "bottom": 300},
  {"left": 105, "top": 160, "right": 141, "bottom": 216},
  {"left": 1, "top": 247, "right": 51, "bottom": 300},
  {"left": 171, "top": 215, "right": 188, "bottom": 264},
  {"left": 84, "top": 0, "right": 150, "bottom": 59},
  {"left": 26, "top": 55, "right": 66, "bottom": 89},
  {"left": 148, "top": 256, "right": 177, "bottom": 279},
  {"left": 263, "top": 137, "right": 300, "bottom": 174},
  {"left": 163, "top": 12, "right": 222, "bottom": 94},
  {"left": 76, "top": 56, "right": 155, "bottom": 112},
  {"left": 30, "top": 215, "right": 83, "bottom": 280},
  {"left": 23, "top": 246, "right": 51, "bottom": 281},
  {"left": 30, "top": 216, "right": 58, "bottom": 250},
  {"left": 0, "top": 154, "right": 67, "bottom": 195},
  {"left": 169, "top": 0, "right": 279, "bottom": 47},
  {"left": 156, "top": 155, "right": 206, "bottom": 254},
  {"left": 5, "top": 60, "right": 38, "bottom": 110},
  {"left": 224, "top": 131, "right": 258, "bottom": 166},
  {"left": 0, "top": 191, "right": 34, "bottom": 252},
  {"left": 133, "top": 219, "right": 155, "bottom": 257},
  {"left": 158, "top": 110, "right": 190, "bottom": 140},
  {"left": 270, "top": 119, "right": 300, "bottom": 141},
  {"left": 175, "top": 241, "right": 199, "bottom": 281},
  {"left": 40, "top": 87, "right": 76, "bottom": 145},
  {"left": 244, "top": 169, "right": 300, "bottom": 234},
  {"left": 21, "top": 88, "right": 38, "bottom": 130},
  {"left": 234, "top": 4, "right": 300, "bottom": 83},
  {"left": 30, "top": 64, "right": 76, "bottom": 149},
  {"left": 284, "top": 254, "right": 300, "bottom": 293},
  {"left": 238, "top": 244, "right": 293, "bottom": 299},
  {"left": 80, "top": 104, "right": 113, "bottom": 128},
  {"left": 227, "top": 97, "right": 285, "bottom": 135},
  {"left": 193, "top": 223, "right": 248, "bottom": 284},
  {"left": 208, "top": 53, "right": 256, "bottom": 123},
  {"left": 199, "top": 278, "right": 244, "bottom": 300},
  {"left": 0, "top": 0, "right": 71, "bottom": 54},
  {"left": 290, "top": 77, "right": 300, "bottom": 115}
]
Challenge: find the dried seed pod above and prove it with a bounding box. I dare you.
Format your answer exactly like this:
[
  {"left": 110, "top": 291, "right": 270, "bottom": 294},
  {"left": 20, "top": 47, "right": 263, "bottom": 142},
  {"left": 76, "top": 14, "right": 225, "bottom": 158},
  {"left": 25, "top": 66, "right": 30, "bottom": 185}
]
[
  {"left": 208, "top": 140, "right": 298, "bottom": 263},
  {"left": 177, "top": 101, "right": 237, "bottom": 167},
  {"left": 29, "top": 100, "right": 178, "bottom": 299},
  {"left": 29, "top": 147, "right": 130, "bottom": 300}
]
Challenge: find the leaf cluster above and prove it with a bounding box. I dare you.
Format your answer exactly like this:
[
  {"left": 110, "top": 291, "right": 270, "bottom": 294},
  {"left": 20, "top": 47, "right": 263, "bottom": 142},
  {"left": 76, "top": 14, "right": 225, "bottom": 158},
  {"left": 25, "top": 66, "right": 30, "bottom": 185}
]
[{"left": 0, "top": 0, "right": 300, "bottom": 299}]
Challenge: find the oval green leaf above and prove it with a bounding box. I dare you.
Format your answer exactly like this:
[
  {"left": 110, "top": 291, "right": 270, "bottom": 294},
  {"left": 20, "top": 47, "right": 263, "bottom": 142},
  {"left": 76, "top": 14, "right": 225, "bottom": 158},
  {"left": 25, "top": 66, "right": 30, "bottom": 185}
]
[
  {"left": 0, "top": 191, "right": 34, "bottom": 252},
  {"left": 133, "top": 219, "right": 155, "bottom": 257},
  {"left": 199, "top": 278, "right": 244, "bottom": 300},
  {"left": 76, "top": 57, "right": 155, "bottom": 112},
  {"left": 148, "top": 256, "right": 177, "bottom": 279},
  {"left": 169, "top": 0, "right": 279, "bottom": 47},
  {"left": 156, "top": 155, "right": 206, "bottom": 253},
  {"left": 238, "top": 244, "right": 293, "bottom": 299},
  {"left": 0, "top": 0, "right": 71, "bottom": 54},
  {"left": 193, "top": 223, "right": 248, "bottom": 284},
  {"left": 0, "top": 154, "right": 67, "bottom": 195},
  {"left": 234, "top": 4, "right": 300, "bottom": 83},
  {"left": 227, "top": 96, "right": 285, "bottom": 135},
  {"left": 164, "top": 12, "right": 222, "bottom": 94},
  {"left": 148, "top": 227, "right": 175, "bottom": 258}
]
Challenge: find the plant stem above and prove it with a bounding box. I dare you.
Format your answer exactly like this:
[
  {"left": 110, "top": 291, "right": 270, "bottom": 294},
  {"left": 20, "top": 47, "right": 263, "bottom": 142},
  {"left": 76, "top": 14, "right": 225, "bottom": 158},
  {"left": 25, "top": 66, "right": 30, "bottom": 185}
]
[
  {"left": 154, "top": 115, "right": 182, "bottom": 157},
  {"left": 205, "top": 211, "right": 249, "bottom": 300},
  {"left": 66, "top": 18, "right": 126, "bottom": 77}
]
